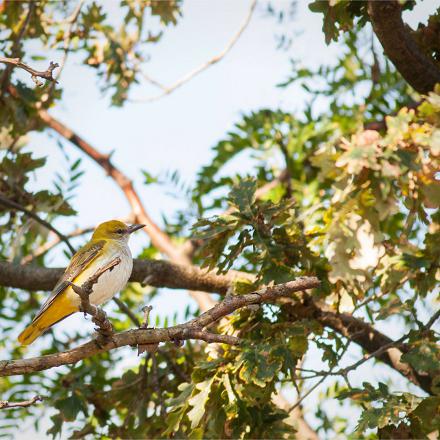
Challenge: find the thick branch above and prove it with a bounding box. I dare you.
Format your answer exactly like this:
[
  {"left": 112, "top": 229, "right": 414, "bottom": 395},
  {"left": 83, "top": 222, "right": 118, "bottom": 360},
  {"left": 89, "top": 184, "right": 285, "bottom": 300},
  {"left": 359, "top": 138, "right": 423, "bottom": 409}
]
[
  {"left": 368, "top": 0, "right": 440, "bottom": 94},
  {"left": 0, "top": 259, "right": 253, "bottom": 294},
  {"left": 0, "top": 260, "right": 433, "bottom": 393},
  {"left": 0, "top": 277, "right": 320, "bottom": 376},
  {"left": 284, "top": 297, "right": 433, "bottom": 395},
  {"left": 0, "top": 57, "right": 58, "bottom": 86}
]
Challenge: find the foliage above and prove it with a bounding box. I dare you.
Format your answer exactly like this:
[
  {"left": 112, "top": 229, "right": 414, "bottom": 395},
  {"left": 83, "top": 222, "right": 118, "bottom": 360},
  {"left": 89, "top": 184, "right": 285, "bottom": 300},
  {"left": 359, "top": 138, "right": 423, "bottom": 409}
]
[{"left": 0, "top": 1, "right": 439, "bottom": 439}]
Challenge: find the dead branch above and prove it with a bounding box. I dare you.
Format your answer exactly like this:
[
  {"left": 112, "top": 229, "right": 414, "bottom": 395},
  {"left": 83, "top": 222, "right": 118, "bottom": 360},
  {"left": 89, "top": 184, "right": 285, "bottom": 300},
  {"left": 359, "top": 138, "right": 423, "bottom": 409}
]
[{"left": 131, "top": 0, "right": 257, "bottom": 103}]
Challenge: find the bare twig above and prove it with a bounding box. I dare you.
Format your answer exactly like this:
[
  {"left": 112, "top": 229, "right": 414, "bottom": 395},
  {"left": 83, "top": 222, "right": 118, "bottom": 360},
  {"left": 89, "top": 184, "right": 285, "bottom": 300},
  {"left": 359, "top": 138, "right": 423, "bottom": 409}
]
[
  {"left": 131, "top": 0, "right": 257, "bottom": 103},
  {"left": 141, "top": 305, "right": 153, "bottom": 328},
  {"left": 0, "top": 395, "right": 42, "bottom": 409},
  {"left": 422, "top": 308, "right": 440, "bottom": 331},
  {"left": 0, "top": 193, "right": 75, "bottom": 255},
  {"left": 1, "top": 2, "right": 36, "bottom": 93},
  {"left": 113, "top": 296, "right": 141, "bottom": 327},
  {"left": 0, "top": 57, "right": 59, "bottom": 87},
  {"left": 0, "top": 276, "right": 319, "bottom": 377},
  {"left": 44, "top": 0, "right": 84, "bottom": 101},
  {"left": 68, "top": 257, "right": 121, "bottom": 338}
]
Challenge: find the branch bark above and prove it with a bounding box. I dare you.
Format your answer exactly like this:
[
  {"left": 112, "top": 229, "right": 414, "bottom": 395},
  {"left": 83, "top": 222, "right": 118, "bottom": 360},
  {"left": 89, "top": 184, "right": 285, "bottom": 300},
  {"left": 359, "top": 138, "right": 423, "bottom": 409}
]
[
  {"left": 283, "top": 296, "right": 433, "bottom": 395},
  {"left": 0, "top": 395, "right": 42, "bottom": 409},
  {"left": 0, "top": 260, "right": 434, "bottom": 394},
  {"left": 0, "top": 57, "right": 58, "bottom": 87},
  {"left": 368, "top": 0, "right": 440, "bottom": 94},
  {"left": 0, "top": 259, "right": 253, "bottom": 294},
  {"left": 0, "top": 277, "right": 320, "bottom": 376}
]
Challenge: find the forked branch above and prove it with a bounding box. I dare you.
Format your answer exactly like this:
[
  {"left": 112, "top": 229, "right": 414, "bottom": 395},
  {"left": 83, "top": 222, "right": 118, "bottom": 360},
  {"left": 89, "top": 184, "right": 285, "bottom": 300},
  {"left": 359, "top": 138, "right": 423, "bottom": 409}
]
[
  {"left": 0, "top": 57, "right": 58, "bottom": 86},
  {"left": 0, "top": 276, "right": 320, "bottom": 376}
]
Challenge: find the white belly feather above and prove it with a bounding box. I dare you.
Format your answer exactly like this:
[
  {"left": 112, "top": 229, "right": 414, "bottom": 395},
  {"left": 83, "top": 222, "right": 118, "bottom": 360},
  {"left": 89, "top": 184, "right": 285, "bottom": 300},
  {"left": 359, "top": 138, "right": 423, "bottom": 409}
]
[{"left": 67, "top": 243, "right": 133, "bottom": 307}]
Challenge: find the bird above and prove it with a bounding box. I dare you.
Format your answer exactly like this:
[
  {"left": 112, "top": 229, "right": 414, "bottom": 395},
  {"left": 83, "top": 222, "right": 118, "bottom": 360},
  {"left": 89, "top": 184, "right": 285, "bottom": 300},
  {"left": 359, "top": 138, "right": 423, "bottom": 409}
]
[{"left": 18, "top": 220, "right": 144, "bottom": 345}]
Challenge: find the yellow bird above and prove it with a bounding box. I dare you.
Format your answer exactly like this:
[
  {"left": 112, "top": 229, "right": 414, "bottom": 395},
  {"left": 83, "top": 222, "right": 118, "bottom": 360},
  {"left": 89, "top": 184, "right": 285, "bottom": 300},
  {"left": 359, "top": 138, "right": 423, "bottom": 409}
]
[{"left": 18, "top": 220, "right": 144, "bottom": 345}]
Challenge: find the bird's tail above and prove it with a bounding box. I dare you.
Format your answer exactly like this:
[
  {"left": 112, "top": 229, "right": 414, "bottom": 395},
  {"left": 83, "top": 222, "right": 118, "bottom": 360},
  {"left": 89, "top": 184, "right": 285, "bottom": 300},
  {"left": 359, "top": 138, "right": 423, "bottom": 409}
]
[{"left": 18, "top": 296, "right": 76, "bottom": 345}]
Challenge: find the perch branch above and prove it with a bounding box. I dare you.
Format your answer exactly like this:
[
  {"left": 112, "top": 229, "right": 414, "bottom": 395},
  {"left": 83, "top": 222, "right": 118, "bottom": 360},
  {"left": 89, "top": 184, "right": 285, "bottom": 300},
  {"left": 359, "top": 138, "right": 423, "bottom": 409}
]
[
  {"left": 0, "top": 259, "right": 433, "bottom": 393},
  {"left": 0, "top": 277, "right": 320, "bottom": 376}
]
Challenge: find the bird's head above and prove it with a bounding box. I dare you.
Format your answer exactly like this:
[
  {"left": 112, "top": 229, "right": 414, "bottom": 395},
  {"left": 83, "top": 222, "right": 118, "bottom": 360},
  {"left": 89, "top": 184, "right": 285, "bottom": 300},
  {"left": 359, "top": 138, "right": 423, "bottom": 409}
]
[{"left": 92, "top": 220, "right": 145, "bottom": 242}]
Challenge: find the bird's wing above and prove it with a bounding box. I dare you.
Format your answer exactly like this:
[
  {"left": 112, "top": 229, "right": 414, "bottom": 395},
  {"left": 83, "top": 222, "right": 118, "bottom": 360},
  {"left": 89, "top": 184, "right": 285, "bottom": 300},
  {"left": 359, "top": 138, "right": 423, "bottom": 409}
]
[{"left": 33, "top": 240, "right": 106, "bottom": 320}]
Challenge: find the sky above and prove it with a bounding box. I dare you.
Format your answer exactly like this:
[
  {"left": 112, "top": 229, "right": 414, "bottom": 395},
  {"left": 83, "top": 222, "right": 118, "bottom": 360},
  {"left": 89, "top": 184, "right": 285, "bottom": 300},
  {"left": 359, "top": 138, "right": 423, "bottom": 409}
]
[{"left": 13, "top": 0, "right": 440, "bottom": 437}]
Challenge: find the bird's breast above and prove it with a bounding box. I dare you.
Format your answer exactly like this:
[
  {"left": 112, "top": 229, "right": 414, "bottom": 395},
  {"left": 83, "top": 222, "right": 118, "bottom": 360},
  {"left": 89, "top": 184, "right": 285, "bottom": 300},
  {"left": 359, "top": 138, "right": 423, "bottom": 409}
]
[{"left": 68, "top": 243, "right": 133, "bottom": 307}]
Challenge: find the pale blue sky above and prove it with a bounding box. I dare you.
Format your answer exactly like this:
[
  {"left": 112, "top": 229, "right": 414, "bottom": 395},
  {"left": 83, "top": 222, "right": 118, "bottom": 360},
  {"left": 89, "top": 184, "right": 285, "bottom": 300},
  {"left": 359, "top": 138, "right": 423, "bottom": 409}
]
[{"left": 16, "top": 0, "right": 440, "bottom": 436}]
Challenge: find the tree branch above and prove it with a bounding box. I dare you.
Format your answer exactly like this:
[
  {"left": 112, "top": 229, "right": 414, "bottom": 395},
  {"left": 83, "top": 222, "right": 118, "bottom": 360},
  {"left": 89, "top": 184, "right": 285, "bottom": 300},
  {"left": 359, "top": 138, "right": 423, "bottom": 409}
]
[
  {"left": 0, "top": 395, "right": 42, "bottom": 409},
  {"left": 0, "top": 193, "right": 75, "bottom": 254},
  {"left": 0, "top": 259, "right": 433, "bottom": 393},
  {"left": 0, "top": 259, "right": 253, "bottom": 294},
  {"left": 0, "top": 277, "right": 320, "bottom": 376},
  {"left": 368, "top": 0, "right": 440, "bottom": 94},
  {"left": 132, "top": 0, "right": 257, "bottom": 103},
  {"left": 284, "top": 296, "right": 433, "bottom": 395},
  {"left": 0, "top": 57, "right": 59, "bottom": 87}
]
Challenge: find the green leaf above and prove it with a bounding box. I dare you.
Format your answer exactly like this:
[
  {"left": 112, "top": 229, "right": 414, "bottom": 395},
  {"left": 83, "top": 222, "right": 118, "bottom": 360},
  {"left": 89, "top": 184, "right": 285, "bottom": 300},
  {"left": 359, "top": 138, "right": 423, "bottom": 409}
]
[{"left": 54, "top": 394, "right": 85, "bottom": 422}]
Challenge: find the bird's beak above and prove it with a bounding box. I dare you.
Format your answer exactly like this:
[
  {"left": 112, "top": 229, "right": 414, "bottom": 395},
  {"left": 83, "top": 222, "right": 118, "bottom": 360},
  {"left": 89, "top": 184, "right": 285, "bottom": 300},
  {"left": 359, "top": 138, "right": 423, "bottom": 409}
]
[{"left": 127, "top": 224, "right": 145, "bottom": 234}]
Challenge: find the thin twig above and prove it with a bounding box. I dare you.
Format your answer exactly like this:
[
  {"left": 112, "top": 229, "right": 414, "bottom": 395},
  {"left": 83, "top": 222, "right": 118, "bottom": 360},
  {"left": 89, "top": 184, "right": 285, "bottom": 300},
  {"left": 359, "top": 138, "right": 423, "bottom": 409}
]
[
  {"left": 1, "top": 2, "right": 36, "bottom": 94},
  {"left": 0, "top": 194, "right": 75, "bottom": 255},
  {"left": 422, "top": 308, "right": 440, "bottom": 331},
  {"left": 0, "top": 395, "right": 42, "bottom": 409},
  {"left": 0, "top": 57, "right": 59, "bottom": 87},
  {"left": 113, "top": 296, "right": 141, "bottom": 327},
  {"left": 131, "top": 0, "right": 257, "bottom": 103}
]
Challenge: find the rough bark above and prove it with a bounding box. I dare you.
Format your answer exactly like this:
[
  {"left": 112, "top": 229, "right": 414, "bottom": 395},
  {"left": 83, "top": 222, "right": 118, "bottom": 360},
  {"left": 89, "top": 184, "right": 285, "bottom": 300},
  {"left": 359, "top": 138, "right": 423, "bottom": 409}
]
[{"left": 368, "top": 0, "right": 440, "bottom": 94}]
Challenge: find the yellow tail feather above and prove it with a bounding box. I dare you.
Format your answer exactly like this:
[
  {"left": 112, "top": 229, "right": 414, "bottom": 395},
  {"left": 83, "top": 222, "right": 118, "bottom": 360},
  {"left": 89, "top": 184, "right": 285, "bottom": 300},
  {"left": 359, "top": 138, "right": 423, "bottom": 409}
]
[{"left": 18, "top": 296, "right": 77, "bottom": 345}]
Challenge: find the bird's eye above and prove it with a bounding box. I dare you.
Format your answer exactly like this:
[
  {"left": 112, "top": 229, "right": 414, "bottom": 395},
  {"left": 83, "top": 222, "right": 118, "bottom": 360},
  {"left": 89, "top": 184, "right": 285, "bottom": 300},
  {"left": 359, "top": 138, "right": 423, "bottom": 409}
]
[{"left": 116, "top": 228, "right": 124, "bottom": 234}]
